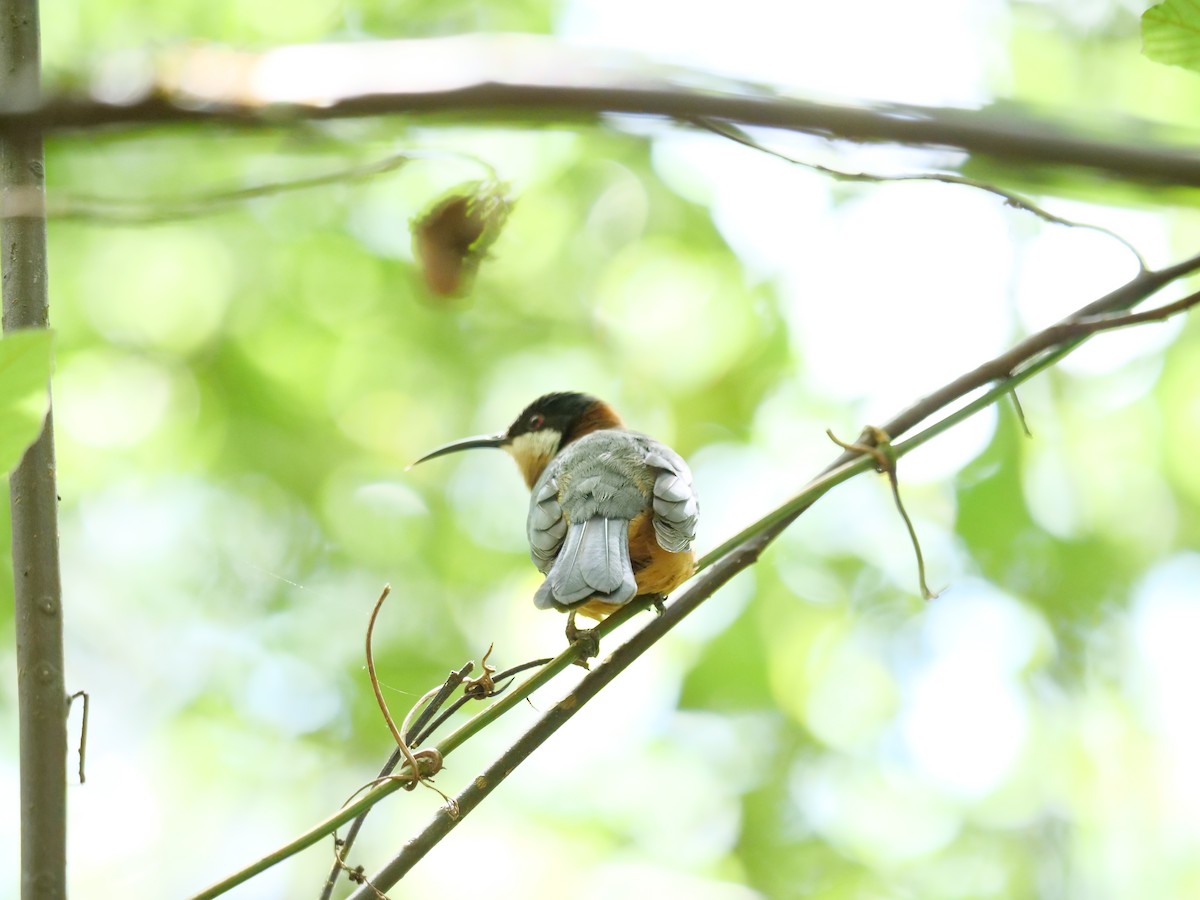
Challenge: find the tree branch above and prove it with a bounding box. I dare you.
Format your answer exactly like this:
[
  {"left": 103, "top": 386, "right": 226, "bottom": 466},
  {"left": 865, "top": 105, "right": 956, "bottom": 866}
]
[
  {"left": 192, "top": 244, "right": 1200, "bottom": 899},
  {"left": 1, "top": 36, "right": 1199, "bottom": 187},
  {"left": 696, "top": 254, "right": 1200, "bottom": 573},
  {"left": 344, "top": 255, "right": 1200, "bottom": 896},
  {"left": 347, "top": 546, "right": 756, "bottom": 896},
  {"left": 1, "top": 1, "right": 67, "bottom": 898},
  {"left": 318, "top": 655, "right": 556, "bottom": 900}
]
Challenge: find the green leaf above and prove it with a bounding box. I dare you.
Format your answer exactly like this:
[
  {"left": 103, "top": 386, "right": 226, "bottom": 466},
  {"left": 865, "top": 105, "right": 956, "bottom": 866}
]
[
  {"left": 1143, "top": 0, "right": 1200, "bottom": 72},
  {"left": 0, "top": 330, "right": 53, "bottom": 477}
]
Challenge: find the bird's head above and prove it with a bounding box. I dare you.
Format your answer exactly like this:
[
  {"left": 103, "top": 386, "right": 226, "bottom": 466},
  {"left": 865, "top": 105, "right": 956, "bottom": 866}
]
[{"left": 410, "top": 391, "right": 624, "bottom": 487}]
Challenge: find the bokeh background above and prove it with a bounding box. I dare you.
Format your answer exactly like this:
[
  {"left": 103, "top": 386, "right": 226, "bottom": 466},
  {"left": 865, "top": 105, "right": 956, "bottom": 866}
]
[{"left": 4, "top": 0, "right": 1200, "bottom": 897}]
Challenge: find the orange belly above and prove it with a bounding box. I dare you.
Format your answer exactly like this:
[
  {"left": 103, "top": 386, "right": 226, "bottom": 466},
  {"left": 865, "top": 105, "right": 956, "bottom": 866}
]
[{"left": 573, "top": 511, "right": 695, "bottom": 621}]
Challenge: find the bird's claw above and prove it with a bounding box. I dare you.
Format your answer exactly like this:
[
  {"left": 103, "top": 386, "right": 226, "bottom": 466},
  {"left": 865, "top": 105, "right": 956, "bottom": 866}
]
[
  {"left": 565, "top": 610, "right": 600, "bottom": 668},
  {"left": 647, "top": 594, "right": 667, "bottom": 616}
]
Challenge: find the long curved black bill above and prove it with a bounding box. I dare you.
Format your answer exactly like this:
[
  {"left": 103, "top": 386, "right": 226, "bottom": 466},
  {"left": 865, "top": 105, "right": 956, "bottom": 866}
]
[{"left": 408, "top": 433, "right": 507, "bottom": 468}]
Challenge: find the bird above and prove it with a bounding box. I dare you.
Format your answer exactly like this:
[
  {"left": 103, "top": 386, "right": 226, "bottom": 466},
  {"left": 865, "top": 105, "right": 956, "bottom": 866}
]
[{"left": 411, "top": 392, "right": 699, "bottom": 641}]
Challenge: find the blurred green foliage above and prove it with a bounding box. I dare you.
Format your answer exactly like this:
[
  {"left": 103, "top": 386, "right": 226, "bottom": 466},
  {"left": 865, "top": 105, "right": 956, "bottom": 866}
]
[
  {"left": 3, "top": 2, "right": 1200, "bottom": 900},
  {"left": 0, "top": 331, "right": 53, "bottom": 476}
]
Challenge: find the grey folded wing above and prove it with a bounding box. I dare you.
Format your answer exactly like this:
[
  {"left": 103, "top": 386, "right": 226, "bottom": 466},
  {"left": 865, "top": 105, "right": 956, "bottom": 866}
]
[
  {"left": 643, "top": 445, "right": 699, "bottom": 553},
  {"left": 527, "top": 472, "right": 567, "bottom": 573}
]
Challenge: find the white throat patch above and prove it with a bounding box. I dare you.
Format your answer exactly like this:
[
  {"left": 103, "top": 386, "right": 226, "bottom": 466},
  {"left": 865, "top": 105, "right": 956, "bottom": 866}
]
[{"left": 506, "top": 430, "right": 562, "bottom": 486}]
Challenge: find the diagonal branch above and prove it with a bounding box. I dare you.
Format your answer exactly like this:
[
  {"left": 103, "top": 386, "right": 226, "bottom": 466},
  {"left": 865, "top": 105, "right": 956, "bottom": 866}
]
[
  {"left": 696, "top": 256, "right": 1200, "bottom": 573},
  {"left": 318, "top": 652, "right": 552, "bottom": 900},
  {"left": 192, "top": 249, "right": 1200, "bottom": 900},
  {"left": 341, "top": 255, "right": 1200, "bottom": 896},
  {"left": 346, "top": 545, "right": 757, "bottom": 896}
]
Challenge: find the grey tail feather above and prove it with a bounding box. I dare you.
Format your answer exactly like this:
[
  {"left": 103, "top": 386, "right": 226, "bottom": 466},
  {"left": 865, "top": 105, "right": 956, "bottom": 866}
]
[{"left": 538, "top": 517, "right": 637, "bottom": 609}]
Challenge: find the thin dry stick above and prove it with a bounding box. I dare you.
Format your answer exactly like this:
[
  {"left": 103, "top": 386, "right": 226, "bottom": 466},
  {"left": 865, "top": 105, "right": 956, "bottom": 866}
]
[
  {"left": 827, "top": 427, "right": 936, "bottom": 600},
  {"left": 409, "top": 657, "right": 553, "bottom": 745},
  {"left": 329, "top": 837, "right": 388, "bottom": 900},
  {"left": 398, "top": 685, "right": 445, "bottom": 752},
  {"left": 48, "top": 152, "right": 412, "bottom": 223},
  {"left": 66, "top": 690, "right": 89, "bottom": 784},
  {"left": 1010, "top": 390, "right": 1032, "bottom": 438},
  {"left": 47, "top": 148, "right": 499, "bottom": 224},
  {"left": 690, "top": 117, "right": 1148, "bottom": 269},
  {"left": 364, "top": 586, "right": 436, "bottom": 791},
  {"left": 318, "top": 662, "right": 475, "bottom": 900},
  {"left": 319, "top": 653, "right": 551, "bottom": 900},
  {"left": 1060, "top": 290, "right": 1200, "bottom": 335},
  {"left": 328, "top": 610, "right": 464, "bottom": 900}
]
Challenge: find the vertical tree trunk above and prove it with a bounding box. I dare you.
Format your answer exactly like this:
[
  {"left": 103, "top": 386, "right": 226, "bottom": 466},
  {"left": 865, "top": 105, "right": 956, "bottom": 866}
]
[{"left": 1, "top": 1, "right": 67, "bottom": 897}]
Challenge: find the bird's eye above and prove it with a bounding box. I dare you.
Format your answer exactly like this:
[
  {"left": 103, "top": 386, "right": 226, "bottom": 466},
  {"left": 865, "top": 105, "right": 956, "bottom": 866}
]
[{"left": 528, "top": 414, "right": 545, "bottom": 430}]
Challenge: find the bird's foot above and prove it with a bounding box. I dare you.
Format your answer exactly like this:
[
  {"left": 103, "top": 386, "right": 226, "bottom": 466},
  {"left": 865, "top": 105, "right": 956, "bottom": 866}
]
[
  {"left": 565, "top": 610, "right": 600, "bottom": 668},
  {"left": 646, "top": 594, "right": 667, "bottom": 616}
]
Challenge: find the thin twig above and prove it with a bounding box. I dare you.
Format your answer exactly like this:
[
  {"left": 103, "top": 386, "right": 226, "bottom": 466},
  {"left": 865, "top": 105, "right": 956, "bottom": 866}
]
[
  {"left": 411, "top": 658, "right": 552, "bottom": 746},
  {"left": 47, "top": 148, "right": 501, "bottom": 225},
  {"left": 404, "top": 663, "right": 475, "bottom": 746},
  {"left": 1061, "top": 289, "right": 1200, "bottom": 335},
  {"left": 827, "top": 427, "right": 937, "bottom": 600},
  {"left": 318, "top": 662, "right": 476, "bottom": 900},
  {"left": 48, "top": 152, "right": 412, "bottom": 223},
  {"left": 1010, "top": 390, "right": 1032, "bottom": 438},
  {"left": 318, "top": 651, "right": 555, "bottom": 900},
  {"left": 886, "top": 467, "right": 936, "bottom": 600},
  {"left": 66, "top": 691, "right": 89, "bottom": 784},
  {"left": 398, "top": 685, "right": 445, "bottom": 752},
  {"left": 329, "top": 837, "right": 388, "bottom": 900},
  {"left": 364, "top": 586, "right": 425, "bottom": 790},
  {"left": 344, "top": 550, "right": 753, "bottom": 897},
  {"left": 690, "top": 117, "right": 1148, "bottom": 270},
  {"left": 363, "top": 589, "right": 445, "bottom": 792},
  {"left": 327, "top": 650, "right": 457, "bottom": 900},
  {"left": 694, "top": 250, "right": 1200, "bottom": 574}
]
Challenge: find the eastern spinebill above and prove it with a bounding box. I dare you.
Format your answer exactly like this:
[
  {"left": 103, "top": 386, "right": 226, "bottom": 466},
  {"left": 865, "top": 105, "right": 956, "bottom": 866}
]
[{"left": 412, "top": 392, "right": 699, "bottom": 629}]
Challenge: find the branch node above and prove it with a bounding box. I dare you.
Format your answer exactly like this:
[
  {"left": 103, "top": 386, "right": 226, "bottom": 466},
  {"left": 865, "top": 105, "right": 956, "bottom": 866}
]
[
  {"left": 462, "top": 643, "right": 498, "bottom": 698},
  {"left": 330, "top": 831, "right": 389, "bottom": 899},
  {"left": 828, "top": 426, "right": 937, "bottom": 600},
  {"left": 826, "top": 425, "right": 892, "bottom": 471}
]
